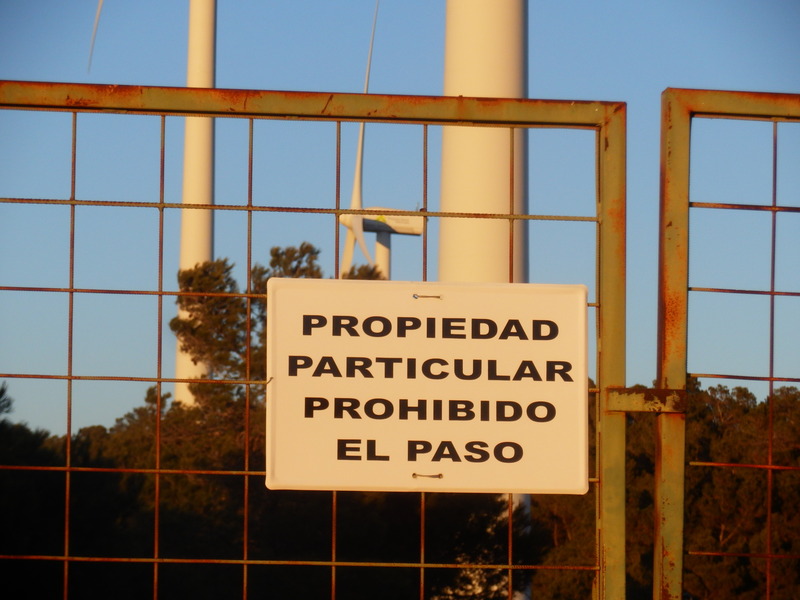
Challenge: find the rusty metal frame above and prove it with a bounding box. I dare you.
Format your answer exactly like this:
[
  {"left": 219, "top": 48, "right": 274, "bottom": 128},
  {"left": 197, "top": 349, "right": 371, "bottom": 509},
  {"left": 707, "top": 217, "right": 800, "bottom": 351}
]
[
  {"left": 658, "top": 87, "right": 800, "bottom": 600},
  {"left": 0, "top": 80, "right": 626, "bottom": 598}
]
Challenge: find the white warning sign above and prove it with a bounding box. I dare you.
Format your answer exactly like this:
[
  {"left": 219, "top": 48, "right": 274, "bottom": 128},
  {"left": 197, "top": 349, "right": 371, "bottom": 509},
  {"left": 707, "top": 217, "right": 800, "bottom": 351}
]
[{"left": 265, "top": 278, "right": 588, "bottom": 494}]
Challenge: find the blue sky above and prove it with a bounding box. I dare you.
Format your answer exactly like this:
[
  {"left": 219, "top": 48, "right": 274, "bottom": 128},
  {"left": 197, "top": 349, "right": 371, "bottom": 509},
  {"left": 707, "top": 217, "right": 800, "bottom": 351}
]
[{"left": 1, "top": 0, "right": 799, "bottom": 434}]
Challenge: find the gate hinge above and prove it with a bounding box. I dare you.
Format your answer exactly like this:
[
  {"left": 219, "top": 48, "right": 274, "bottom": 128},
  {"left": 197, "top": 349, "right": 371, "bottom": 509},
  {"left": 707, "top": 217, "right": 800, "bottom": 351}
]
[{"left": 605, "top": 387, "right": 686, "bottom": 413}]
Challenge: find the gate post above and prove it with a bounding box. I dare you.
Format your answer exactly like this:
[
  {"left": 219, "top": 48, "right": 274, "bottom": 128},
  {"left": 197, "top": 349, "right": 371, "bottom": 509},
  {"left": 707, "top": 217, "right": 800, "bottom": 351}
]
[
  {"left": 597, "top": 102, "right": 628, "bottom": 599},
  {"left": 654, "top": 88, "right": 689, "bottom": 600}
]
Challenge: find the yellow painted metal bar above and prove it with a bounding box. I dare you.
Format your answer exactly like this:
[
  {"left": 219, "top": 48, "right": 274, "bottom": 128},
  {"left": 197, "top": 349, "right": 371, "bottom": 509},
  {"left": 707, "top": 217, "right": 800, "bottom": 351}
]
[
  {"left": 597, "top": 102, "right": 627, "bottom": 599},
  {"left": 655, "top": 87, "right": 691, "bottom": 600},
  {"left": 659, "top": 87, "right": 800, "bottom": 121},
  {"left": 0, "top": 80, "right": 619, "bottom": 128}
]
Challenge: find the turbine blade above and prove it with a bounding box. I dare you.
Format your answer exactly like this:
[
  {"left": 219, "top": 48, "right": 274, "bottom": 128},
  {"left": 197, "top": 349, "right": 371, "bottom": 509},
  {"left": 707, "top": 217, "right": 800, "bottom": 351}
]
[
  {"left": 88, "top": 0, "right": 105, "bottom": 72},
  {"left": 363, "top": 0, "right": 379, "bottom": 94},
  {"left": 349, "top": 121, "right": 365, "bottom": 211},
  {"left": 345, "top": 0, "right": 380, "bottom": 270},
  {"left": 349, "top": 0, "right": 378, "bottom": 211},
  {"left": 341, "top": 226, "right": 356, "bottom": 277},
  {"left": 344, "top": 0, "right": 379, "bottom": 269},
  {"left": 352, "top": 214, "right": 373, "bottom": 266}
]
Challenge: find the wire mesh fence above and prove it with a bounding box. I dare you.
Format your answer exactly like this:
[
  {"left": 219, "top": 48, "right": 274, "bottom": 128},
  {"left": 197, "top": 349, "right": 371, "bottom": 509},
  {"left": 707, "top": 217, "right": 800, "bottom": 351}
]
[
  {"left": 0, "top": 81, "right": 626, "bottom": 598},
  {"left": 659, "top": 88, "right": 800, "bottom": 599}
]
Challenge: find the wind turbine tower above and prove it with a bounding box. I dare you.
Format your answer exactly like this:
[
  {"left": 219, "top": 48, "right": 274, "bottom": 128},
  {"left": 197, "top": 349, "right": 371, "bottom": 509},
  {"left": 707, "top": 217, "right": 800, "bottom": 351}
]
[
  {"left": 174, "top": 0, "right": 217, "bottom": 404},
  {"left": 439, "top": 5, "right": 530, "bottom": 598},
  {"left": 439, "top": 0, "right": 528, "bottom": 283}
]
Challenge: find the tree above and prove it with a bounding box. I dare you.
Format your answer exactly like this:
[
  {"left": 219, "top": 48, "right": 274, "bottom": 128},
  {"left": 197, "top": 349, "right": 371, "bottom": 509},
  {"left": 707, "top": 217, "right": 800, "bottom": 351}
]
[
  {"left": 0, "top": 382, "right": 12, "bottom": 417},
  {"left": 0, "top": 384, "right": 71, "bottom": 597},
  {"left": 165, "top": 246, "right": 529, "bottom": 597},
  {"left": 171, "top": 258, "right": 248, "bottom": 385},
  {"left": 679, "top": 384, "right": 800, "bottom": 600}
]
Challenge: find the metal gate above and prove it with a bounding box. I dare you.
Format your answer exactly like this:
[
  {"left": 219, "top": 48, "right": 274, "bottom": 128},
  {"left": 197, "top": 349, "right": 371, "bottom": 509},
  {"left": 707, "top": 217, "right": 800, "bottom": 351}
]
[
  {"left": 2, "top": 79, "right": 629, "bottom": 597},
  {"left": 656, "top": 88, "right": 800, "bottom": 599}
]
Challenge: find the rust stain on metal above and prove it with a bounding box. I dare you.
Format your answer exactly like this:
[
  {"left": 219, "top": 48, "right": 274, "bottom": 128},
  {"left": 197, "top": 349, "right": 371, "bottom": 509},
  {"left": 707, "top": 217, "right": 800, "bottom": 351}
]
[
  {"left": 658, "top": 287, "right": 685, "bottom": 366},
  {"left": 320, "top": 93, "right": 335, "bottom": 115},
  {"left": 606, "top": 388, "right": 686, "bottom": 413},
  {"left": 605, "top": 200, "right": 625, "bottom": 232}
]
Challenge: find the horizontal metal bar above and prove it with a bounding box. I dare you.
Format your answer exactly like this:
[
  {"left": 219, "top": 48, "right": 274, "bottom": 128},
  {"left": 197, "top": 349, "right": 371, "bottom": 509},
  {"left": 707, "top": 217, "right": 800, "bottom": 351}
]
[
  {"left": 0, "top": 80, "right": 623, "bottom": 128},
  {"left": 0, "top": 373, "right": 266, "bottom": 386},
  {"left": 688, "top": 550, "right": 800, "bottom": 561},
  {"left": 0, "top": 463, "right": 606, "bottom": 484},
  {"left": 0, "top": 553, "right": 600, "bottom": 571},
  {"left": 690, "top": 201, "right": 800, "bottom": 213},
  {"left": 689, "top": 372, "right": 800, "bottom": 384},
  {"left": 0, "top": 464, "right": 266, "bottom": 476},
  {"left": 1, "top": 196, "right": 598, "bottom": 223},
  {"left": 663, "top": 87, "right": 800, "bottom": 122},
  {"left": 0, "top": 285, "right": 270, "bottom": 298},
  {"left": 688, "top": 461, "right": 800, "bottom": 472},
  {"left": 690, "top": 286, "right": 800, "bottom": 298}
]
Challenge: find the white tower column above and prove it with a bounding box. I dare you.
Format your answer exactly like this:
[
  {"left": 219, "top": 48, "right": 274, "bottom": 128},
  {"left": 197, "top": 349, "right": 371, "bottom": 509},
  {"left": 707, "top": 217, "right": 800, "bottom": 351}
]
[
  {"left": 174, "top": 0, "right": 216, "bottom": 405},
  {"left": 439, "top": 4, "right": 531, "bottom": 598},
  {"left": 439, "top": 0, "right": 528, "bottom": 284}
]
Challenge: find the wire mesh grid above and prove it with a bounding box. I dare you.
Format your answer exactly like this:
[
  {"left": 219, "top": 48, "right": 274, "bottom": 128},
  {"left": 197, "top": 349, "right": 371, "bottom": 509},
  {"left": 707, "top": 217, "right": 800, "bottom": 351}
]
[
  {"left": 659, "top": 88, "right": 800, "bottom": 599},
  {"left": 0, "top": 81, "right": 626, "bottom": 599}
]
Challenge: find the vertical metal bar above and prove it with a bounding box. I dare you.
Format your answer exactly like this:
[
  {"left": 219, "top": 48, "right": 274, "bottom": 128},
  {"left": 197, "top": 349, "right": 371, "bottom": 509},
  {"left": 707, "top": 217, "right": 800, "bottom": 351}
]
[
  {"left": 654, "top": 89, "right": 689, "bottom": 600},
  {"left": 593, "top": 386, "right": 601, "bottom": 599},
  {"left": 597, "top": 103, "right": 627, "bottom": 599},
  {"left": 63, "top": 110, "right": 78, "bottom": 600},
  {"left": 508, "top": 128, "right": 516, "bottom": 283},
  {"left": 155, "top": 114, "right": 168, "bottom": 600},
  {"left": 507, "top": 494, "right": 514, "bottom": 600},
  {"left": 765, "top": 120, "right": 779, "bottom": 598},
  {"left": 331, "top": 491, "right": 337, "bottom": 600},
  {"left": 331, "top": 123, "right": 341, "bottom": 595},
  {"left": 334, "top": 122, "right": 342, "bottom": 279},
  {"left": 419, "top": 492, "right": 426, "bottom": 600},
  {"left": 593, "top": 129, "right": 603, "bottom": 599},
  {"left": 421, "top": 124, "right": 429, "bottom": 283},
  {"left": 243, "top": 117, "right": 255, "bottom": 599}
]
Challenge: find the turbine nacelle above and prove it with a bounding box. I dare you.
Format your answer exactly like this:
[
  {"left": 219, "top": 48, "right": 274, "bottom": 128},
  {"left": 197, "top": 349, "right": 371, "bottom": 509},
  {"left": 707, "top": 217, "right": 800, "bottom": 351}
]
[
  {"left": 339, "top": 208, "right": 425, "bottom": 279},
  {"left": 340, "top": 210, "right": 424, "bottom": 236},
  {"left": 361, "top": 210, "right": 425, "bottom": 236},
  {"left": 88, "top": 0, "right": 105, "bottom": 72}
]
